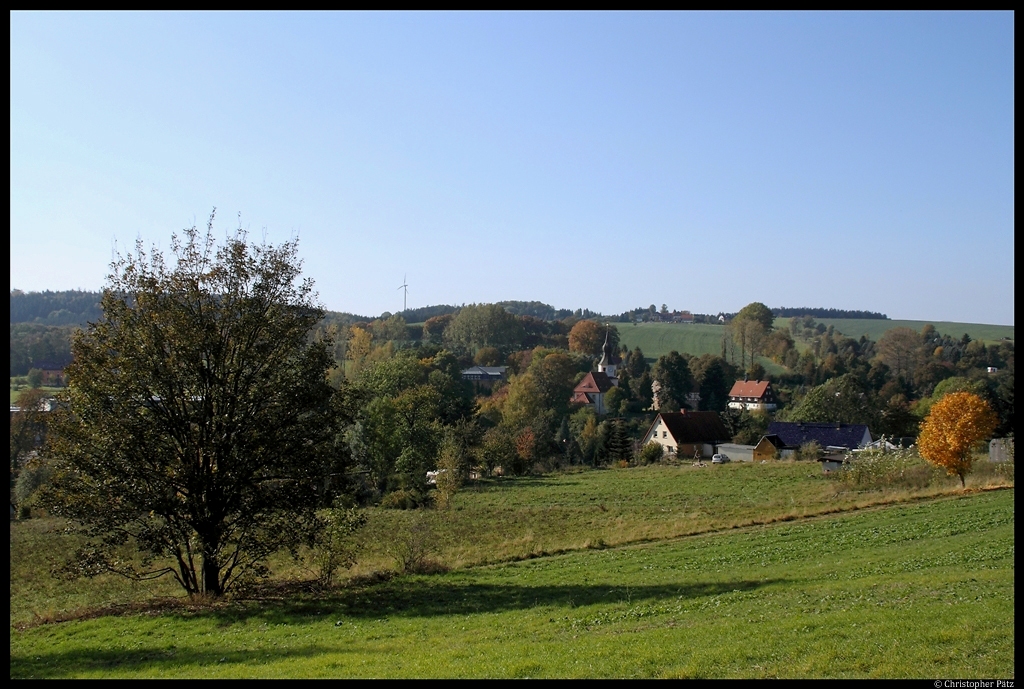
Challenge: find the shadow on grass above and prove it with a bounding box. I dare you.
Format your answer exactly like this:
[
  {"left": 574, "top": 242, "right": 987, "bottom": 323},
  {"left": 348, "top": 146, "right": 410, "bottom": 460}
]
[
  {"left": 177, "top": 577, "right": 784, "bottom": 627},
  {"left": 338, "top": 578, "right": 784, "bottom": 619},
  {"left": 11, "top": 643, "right": 342, "bottom": 679}
]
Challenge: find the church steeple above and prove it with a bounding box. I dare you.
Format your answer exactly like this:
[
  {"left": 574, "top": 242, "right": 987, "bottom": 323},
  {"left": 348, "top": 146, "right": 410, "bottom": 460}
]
[{"left": 597, "top": 328, "right": 617, "bottom": 379}]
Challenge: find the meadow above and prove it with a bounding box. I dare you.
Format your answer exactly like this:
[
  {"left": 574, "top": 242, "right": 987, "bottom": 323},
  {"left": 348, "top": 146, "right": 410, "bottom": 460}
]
[
  {"left": 10, "top": 489, "right": 1014, "bottom": 678},
  {"left": 10, "top": 458, "right": 1014, "bottom": 678},
  {"left": 800, "top": 318, "right": 1014, "bottom": 345},
  {"left": 615, "top": 320, "right": 1013, "bottom": 366}
]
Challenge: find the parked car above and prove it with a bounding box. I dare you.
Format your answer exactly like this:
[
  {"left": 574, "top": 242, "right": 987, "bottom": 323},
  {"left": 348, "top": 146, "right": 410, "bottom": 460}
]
[{"left": 711, "top": 454, "right": 730, "bottom": 464}]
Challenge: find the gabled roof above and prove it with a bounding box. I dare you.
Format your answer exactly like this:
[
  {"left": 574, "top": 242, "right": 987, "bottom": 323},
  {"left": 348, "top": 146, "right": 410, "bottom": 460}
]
[
  {"left": 757, "top": 434, "right": 787, "bottom": 450},
  {"left": 728, "top": 380, "right": 772, "bottom": 399},
  {"left": 461, "top": 366, "right": 507, "bottom": 379},
  {"left": 647, "top": 411, "right": 731, "bottom": 444},
  {"left": 766, "top": 421, "right": 872, "bottom": 450},
  {"left": 574, "top": 371, "right": 615, "bottom": 395}
]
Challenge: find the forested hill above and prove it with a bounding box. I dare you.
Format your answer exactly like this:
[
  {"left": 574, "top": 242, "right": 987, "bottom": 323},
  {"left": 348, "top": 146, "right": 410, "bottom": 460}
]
[
  {"left": 10, "top": 290, "right": 104, "bottom": 326},
  {"left": 772, "top": 307, "right": 888, "bottom": 320}
]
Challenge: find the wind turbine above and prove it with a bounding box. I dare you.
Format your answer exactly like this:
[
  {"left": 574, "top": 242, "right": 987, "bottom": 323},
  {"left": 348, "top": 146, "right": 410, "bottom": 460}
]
[{"left": 397, "top": 274, "right": 409, "bottom": 312}]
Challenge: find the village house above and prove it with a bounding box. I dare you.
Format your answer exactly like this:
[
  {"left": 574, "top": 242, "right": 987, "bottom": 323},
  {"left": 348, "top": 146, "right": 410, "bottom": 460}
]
[
  {"left": 32, "top": 360, "right": 68, "bottom": 387},
  {"left": 727, "top": 379, "right": 777, "bottom": 412},
  {"left": 766, "top": 421, "right": 873, "bottom": 453},
  {"left": 460, "top": 365, "right": 507, "bottom": 392},
  {"left": 641, "top": 410, "right": 731, "bottom": 459}
]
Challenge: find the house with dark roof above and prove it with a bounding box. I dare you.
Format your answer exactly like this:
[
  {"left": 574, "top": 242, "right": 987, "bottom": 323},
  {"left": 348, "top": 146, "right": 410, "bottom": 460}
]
[
  {"left": 461, "top": 366, "right": 507, "bottom": 391},
  {"left": 727, "top": 379, "right": 777, "bottom": 412},
  {"left": 766, "top": 421, "right": 872, "bottom": 452},
  {"left": 641, "top": 411, "right": 732, "bottom": 459},
  {"left": 31, "top": 360, "right": 68, "bottom": 387}
]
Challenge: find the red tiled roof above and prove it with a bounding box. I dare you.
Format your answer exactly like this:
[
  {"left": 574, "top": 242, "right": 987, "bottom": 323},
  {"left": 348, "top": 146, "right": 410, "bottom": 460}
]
[
  {"left": 727, "top": 380, "right": 771, "bottom": 399},
  {"left": 573, "top": 371, "right": 615, "bottom": 394}
]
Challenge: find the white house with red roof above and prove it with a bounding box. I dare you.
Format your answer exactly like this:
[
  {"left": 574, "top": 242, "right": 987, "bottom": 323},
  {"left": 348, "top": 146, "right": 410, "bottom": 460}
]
[{"left": 727, "top": 379, "right": 777, "bottom": 412}]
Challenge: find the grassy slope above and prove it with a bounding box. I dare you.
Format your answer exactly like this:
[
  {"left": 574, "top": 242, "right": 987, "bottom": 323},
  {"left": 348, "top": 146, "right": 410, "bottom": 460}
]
[
  {"left": 13, "top": 460, "right": 1009, "bottom": 629},
  {"left": 615, "top": 319, "right": 1013, "bottom": 375},
  {"left": 773, "top": 318, "right": 1014, "bottom": 344},
  {"left": 615, "top": 323, "right": 783, "bottom": 375},
  {"left": 10, "top": 489, "right": 1014, "bottom": 678}
]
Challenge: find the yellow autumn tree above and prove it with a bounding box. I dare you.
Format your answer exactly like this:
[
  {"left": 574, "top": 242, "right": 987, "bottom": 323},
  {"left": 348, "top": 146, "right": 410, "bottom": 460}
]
[{"left": 917, "top": 391, "right": 997, "bottom": 488}]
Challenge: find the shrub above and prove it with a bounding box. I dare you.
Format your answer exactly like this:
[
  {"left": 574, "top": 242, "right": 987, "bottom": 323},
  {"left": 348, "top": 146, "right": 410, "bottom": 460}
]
[
  {"left": 386, "top": 513, "right": 447, "bottom": 574},
  {"left": 831, "top": 445, "right": 937, "bottom": 491},
  {"left": 14, "top": 456, "right": 53, "bottom": 514},
  {"left": 636, "top": 442, "right": 665, "bottom": 466},
  {"left": 795, "top": 441, "right": 821, "bottom": 461},
  {"left": 379, "top": 488, "right": 431, "bottom": 510},
  {"left": 306, "top": 502, "right": 367, "bottom": 588}
]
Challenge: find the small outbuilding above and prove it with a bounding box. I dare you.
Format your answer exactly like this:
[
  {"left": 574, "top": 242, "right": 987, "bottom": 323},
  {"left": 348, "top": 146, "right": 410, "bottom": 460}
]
[
  {"left": 753, "top": 434, "right": 790, "bottom": 461},
  {"left": 714, "top": 443, "right": 755, "bottom": 462}
]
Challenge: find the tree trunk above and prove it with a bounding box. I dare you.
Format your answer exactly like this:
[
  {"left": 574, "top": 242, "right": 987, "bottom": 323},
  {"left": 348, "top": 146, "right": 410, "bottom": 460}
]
[{"left": 201, "top": 549, "right": 223, "bottom": 596}]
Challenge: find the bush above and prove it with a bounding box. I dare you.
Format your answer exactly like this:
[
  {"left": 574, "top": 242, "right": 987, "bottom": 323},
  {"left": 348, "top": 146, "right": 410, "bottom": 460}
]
[
  {"left": 636, "top": 442, "right": 665, "bottom": 466},
  {"left": 379, "top": 488, "right": 431, "bottom": 510},
  {"left": 306, "top": 503, "right": 367, "bottom": 588},
  {"left": 14, "top": 456, "right": 53, "bottom": 513},
  {"left": 831, "top": 446, "right": 937, "bottom": 491},
  {"left": 795, "top": 441, "right": 822, "bottom": 461},
  {"left": 386, "top": 513, "right": 448, "bottom": 574}
]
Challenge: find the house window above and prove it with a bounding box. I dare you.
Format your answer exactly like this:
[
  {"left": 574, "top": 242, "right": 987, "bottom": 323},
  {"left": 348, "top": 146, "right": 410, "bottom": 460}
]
[{"left": 662, "top": 431, "right": 668, "bottom": 438}]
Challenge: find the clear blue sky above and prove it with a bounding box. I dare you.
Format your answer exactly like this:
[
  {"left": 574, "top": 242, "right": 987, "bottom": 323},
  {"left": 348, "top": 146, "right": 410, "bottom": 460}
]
[{"left": 10, "top": 12, "right": 1014, "bottom": 325}]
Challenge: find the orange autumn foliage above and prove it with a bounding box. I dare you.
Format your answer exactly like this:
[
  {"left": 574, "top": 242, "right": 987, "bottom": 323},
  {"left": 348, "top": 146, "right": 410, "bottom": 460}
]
[{"left": 917, "top": 391, "right": 997, "bottom": 488}]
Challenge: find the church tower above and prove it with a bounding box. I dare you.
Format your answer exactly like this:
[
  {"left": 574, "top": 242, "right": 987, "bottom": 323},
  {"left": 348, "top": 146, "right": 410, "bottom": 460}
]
[{"left": 597, "top": 329, "right": 618, "bottom": 380}]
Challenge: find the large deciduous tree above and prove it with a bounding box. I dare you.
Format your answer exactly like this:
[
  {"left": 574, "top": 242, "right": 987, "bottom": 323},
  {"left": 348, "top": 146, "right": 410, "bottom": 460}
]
[
  {"left": 876, "top": 327, "right": 923, "bottom": 383},
  {"left": 917, "top": 391, "right": 998, "bottom": 488},
  {"left": 40, "top": 215, "right": 345, "bottom": 597},
  {"left": 443, "top": 304, "right": 525, "bottom": 355},
  {"left": 730, "top": 302, "right": 774, "bottom": 370},
  {"left": 568, "top": 320, "right": 619, "bottom": 358},
  {"left": 651, "top": 351, "right": 693, "bottom": 412}
]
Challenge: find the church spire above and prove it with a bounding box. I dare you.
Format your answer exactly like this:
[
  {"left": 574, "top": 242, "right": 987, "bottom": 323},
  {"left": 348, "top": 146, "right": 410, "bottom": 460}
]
[{"left": 597, "top": 327, "right": 617, "bottom": 379}]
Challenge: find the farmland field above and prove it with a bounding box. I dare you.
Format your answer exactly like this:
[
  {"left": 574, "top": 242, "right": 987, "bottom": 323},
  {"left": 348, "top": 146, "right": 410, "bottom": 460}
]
[
  {"left": 615, "top": 319, "right": 1012, "bottom": 367},
  {"left": 773, "top": 317, "right": 1013, "bottom": 345},
  {"left": 10, "top": 458, "right": 1014, "bottom": 678},
  {"left": 10, "top": 488, "right": 1014, "bottom": 678}
]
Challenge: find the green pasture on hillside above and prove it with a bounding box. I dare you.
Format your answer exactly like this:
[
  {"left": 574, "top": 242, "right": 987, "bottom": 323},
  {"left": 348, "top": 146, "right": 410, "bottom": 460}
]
[
  {"left": 615, "top": 322, "right": 783, "bottom": 374},
  {"left": 774, "top": 318, "right": 1014, "bottom": 345},
  {"left": 12, "top": 457, "right": 1011, "bottom": 626},
  {"left": 614, "top": 319, "right": 1012, "bottom": 370},
  {"left": 10, "top": 489, "right": 1014, "bottom": 678},
  {"left": 616, "top": 322, "right": 727, "bottom": 362}
]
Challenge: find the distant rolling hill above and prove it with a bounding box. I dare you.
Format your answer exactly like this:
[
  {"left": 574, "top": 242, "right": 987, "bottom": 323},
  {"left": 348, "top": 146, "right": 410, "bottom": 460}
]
[
  {"left": 616, "top": 319, "right": 1013, "bottom": 370},
  {"left": 790, "top": 318, "right": 1013, "bottom": 344}
]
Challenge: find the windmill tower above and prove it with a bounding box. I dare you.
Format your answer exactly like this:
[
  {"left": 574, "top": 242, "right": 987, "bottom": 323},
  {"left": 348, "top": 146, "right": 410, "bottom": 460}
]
[{"left": 397, "top": 274, "right": 409, "bottom": 312}]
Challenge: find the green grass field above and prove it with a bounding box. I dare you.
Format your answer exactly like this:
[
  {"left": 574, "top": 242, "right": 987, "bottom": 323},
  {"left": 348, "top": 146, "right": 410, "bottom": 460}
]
[
  {"left": 615, "top": 319, "right": 1012, "bottom": 370},
  {"left": 774, "top": 318, "right": 1014, "bottom": 345},
  {"left": 10, "top": 386, "right": 64, "bottom": 406},
  {"left": 10, "top": 488, "right": 1014, "bottom": 678},
  {"left": 10, "top": 458, "right": 1014, "bottom": 678}
]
